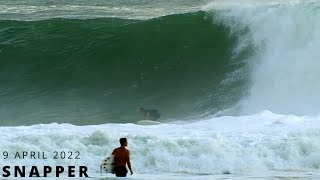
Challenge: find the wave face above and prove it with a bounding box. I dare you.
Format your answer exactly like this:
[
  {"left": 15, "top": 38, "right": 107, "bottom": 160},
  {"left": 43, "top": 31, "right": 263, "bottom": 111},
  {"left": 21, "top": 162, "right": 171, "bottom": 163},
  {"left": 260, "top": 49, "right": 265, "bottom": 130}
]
[{"left": 0, "top": 12, "right": 249, "bottom": 125}]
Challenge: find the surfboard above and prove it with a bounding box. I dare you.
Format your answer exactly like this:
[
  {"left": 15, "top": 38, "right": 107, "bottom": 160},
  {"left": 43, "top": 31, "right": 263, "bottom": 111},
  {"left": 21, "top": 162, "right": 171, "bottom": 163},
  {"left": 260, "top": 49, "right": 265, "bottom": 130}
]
[
  {"left": 100, "top": 155, "right": 115, "bottom": 173},
  {"left": 136, "top": 120, "right": 160, "bottom": 125}
]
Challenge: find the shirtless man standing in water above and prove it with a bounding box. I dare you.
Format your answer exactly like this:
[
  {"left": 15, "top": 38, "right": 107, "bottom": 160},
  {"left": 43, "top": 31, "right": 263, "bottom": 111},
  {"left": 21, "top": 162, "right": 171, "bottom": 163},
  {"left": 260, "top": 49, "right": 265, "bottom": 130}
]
[{"left": 112, "top": 138, "right": 133, "bottom": 177}]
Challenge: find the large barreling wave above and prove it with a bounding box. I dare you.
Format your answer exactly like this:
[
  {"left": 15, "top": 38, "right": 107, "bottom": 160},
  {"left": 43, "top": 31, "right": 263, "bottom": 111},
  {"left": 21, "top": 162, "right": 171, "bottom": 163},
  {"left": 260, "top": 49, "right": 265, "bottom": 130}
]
[
  {"left": 1, "top": 0, "right": 320, "bottom": 125},
  {"left": 0, "top": 11, "right": 250, "bottom": 125}
]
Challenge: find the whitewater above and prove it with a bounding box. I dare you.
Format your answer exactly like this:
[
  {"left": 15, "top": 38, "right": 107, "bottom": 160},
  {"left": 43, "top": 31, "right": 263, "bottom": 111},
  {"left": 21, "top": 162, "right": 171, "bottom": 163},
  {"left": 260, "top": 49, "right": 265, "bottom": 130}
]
[
  {"left": 1, "top": 111, "right": 320, "bottom": 179},
  {"left": 204, "top": 0, "right": 320, "bottom": 116},
  {"left": 1, "top": 0, "right": 320, "bottom": 179}
]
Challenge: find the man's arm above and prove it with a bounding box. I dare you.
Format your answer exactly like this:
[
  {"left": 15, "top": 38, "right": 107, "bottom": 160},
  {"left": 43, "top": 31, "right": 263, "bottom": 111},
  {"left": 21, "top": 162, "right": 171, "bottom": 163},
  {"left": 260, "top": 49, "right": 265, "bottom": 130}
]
[{"left": 127, "top": 150, "right": 133, "bottom": 175}]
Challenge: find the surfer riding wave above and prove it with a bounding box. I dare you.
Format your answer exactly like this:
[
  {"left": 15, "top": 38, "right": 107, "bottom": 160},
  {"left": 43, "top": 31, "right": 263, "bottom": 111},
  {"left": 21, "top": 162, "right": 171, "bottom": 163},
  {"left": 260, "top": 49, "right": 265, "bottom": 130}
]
[{"left": 139, "top": 107, "right": 161, "bottom": 121}]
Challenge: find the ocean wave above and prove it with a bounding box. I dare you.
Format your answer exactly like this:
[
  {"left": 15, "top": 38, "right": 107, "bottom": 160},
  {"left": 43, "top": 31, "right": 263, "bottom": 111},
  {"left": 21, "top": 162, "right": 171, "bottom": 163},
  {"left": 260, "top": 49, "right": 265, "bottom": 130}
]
[{"left": 0, "top": 12, "right": 249, "bottom": 125}]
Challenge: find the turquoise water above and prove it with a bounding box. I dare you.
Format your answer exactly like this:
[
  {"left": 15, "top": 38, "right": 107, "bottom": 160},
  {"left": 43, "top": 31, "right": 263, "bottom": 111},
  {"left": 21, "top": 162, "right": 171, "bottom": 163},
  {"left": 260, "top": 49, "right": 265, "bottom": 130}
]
[{"left": 0, "top": 11, "right": 250, "bottom": 125}]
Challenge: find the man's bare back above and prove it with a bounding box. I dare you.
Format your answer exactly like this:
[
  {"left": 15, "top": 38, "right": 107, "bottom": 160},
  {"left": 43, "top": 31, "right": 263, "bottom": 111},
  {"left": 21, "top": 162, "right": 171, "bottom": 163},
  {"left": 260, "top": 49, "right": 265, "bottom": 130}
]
[
  {"left": 111, "top": 138, "right": 133, "bottom": 177},
  {"left": 112, "top": 147, "right": 129, "bottom": 167}
]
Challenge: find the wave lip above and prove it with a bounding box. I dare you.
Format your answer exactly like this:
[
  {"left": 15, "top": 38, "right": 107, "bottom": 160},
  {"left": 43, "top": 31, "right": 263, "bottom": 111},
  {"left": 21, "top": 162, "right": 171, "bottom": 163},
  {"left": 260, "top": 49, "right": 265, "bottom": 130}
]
[{"left": 203, "top": 1, "right": 320, "bottom": 116}]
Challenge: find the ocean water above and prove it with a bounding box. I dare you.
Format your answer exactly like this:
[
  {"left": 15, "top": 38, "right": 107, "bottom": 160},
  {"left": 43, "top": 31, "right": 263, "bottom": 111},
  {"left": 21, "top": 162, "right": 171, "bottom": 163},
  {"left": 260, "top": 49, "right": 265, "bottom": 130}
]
[{"left": 0, "top": 0, "right": 320, "bottom": 179}]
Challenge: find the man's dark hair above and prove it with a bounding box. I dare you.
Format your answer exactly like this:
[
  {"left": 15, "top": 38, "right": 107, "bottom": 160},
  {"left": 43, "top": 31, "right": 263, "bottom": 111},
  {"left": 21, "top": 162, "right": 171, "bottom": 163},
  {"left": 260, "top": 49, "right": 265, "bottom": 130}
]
[{"left": 120, "top": 138, "right": 127, "bottom": 146}]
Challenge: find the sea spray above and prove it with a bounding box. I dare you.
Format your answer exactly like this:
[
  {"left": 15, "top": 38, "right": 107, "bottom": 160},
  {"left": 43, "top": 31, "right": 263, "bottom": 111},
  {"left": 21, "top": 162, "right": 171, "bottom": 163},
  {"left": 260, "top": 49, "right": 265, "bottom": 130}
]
[{"left": 204, "top": 1, "right": 320, "bottom": 116}]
